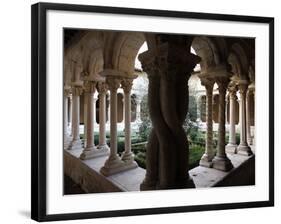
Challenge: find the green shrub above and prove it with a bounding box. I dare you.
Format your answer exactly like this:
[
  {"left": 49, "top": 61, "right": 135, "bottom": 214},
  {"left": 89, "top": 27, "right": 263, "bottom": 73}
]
[
  {"left": 189, "top": 144, "right": 205, "bottom": 169},
  {"left": 135, "top": 152, "right": 146, "bottom": 169}
]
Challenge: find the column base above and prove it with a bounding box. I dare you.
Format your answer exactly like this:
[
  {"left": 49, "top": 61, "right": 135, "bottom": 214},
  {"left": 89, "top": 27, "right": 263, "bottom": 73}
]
[
  {"left": 64, "top": 135, "right": 72, "bottom": 150},
  {"left": 212, "top": 155, "right": 233, "bottom": 172},
  {"left": 237, "top": 144, "right": 253, "bottom": 156},
  {"left": 225, "top": 143, "right": 238, "bottom": 154},
  {"left": 199, "top": 153, "right": 214, "bottom": 168},
  {"left": 247, "top": 137, "right": 253, "bottom": 145},
  {"left": 121, "top": 151, "right": 134, "bottom": 162},
  {"left": 100, "top": 155, "right": 138, "bottom": 176},
  {"left": 140, "top": 178, "right": 157, "bottom": 191},
  {"left": 79, "top": 146, "right": 109, "bottom": 160},
  {"left": 97, "top": 144, "right": 110, "bottom": 151},
  {"left": 156, "top": 176, "right": 195, "bottom": 190},
  {"left": 68, "top": 139, "right": 82, "bottom": 150},
  {"left": 121, "top": 152, "right": 138, "bottom": 168}
]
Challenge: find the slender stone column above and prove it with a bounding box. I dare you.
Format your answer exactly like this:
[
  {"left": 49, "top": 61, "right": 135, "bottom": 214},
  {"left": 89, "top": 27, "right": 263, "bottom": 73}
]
[
  {"left": 246, "top": 89, "right": 253, "bottom": 145},
  {"left": 83, "top": 92, "right": 87, "bottom": 147},
  {"left": 237, "top": 81, "right": 253, "bottom": 156},
  {"left": 121, "top": 79, "right": 138, "bottom": 168},
  {"left": 69, "top": 86, "right": 83, "bottom": 150},
  {"left": 97, "top": 82, "right": 110, "bottom": 152},
  {"left": 68, "top": 95, "right": 72, "bottom": 134},
  {"left": 212, "top": 79, "right": 233, "bottom": 171},
  {"left": 64, "top": 90, "right": 69, "bottom": 136},
  {"left": 135, "top": 97, "right": 142, "bottom": 123},
  {"left": 199, "top": 78, "right": 215, "bottom": 167},
  {"left": 100, "top": 77, "right": 125, "bottom": 176},
  {"left": 93, "top": 94, "right": 98, "bottom": 127},
  {"left": 80, "top": 81, "right": 100, "bottom": 159},
  {"left": 64, "top": 89, "right": 70, "bottom": 149},
  {"left": 226, "top": 85, "right": 238, "bottom": 153}
]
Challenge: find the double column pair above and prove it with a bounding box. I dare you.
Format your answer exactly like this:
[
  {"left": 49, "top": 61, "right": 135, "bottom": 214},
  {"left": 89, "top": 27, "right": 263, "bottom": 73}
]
[
  {"left": 200, "top": 78, "right": 253, "bottom": 171},
  {"left": 100, "top": 76, "right": 138, "bottom": 176},
  {"left": 199, "top": 78, "right": 233, "bottom": 171},
  {"left": 226, "top": 81, "right": 253, "bottom": 156},
  {"left": 79, "top": 81, "right": 109, "bottom": 159}
]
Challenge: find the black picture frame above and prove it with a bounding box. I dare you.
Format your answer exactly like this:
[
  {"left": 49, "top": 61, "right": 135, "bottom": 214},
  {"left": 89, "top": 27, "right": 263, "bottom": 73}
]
[{"left": 31, "top": 2, "right": 274, "bottom": 222}]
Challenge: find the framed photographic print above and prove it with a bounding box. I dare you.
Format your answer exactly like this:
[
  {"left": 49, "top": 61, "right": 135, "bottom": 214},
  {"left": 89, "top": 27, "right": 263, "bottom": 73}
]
[{"left": 31, "top": 2, "right": 274, "bottom": 222}]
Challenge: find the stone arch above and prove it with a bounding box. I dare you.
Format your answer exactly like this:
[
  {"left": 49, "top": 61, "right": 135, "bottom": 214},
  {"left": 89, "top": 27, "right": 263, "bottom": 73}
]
[
  {"left": 78, "top": 32, "right": 105, "bottom": 77},
  {"left": 229, "top": 42, "right": 249, "bottom": 79},
  {"left": 112, "top": 32, "right": 146, "bottom": 75},
  {"left": 192, "top": 36, "right": 221, "bottom": 73},
  {"left": 64, "top": 45, "right": 83, "bottom": 84}
]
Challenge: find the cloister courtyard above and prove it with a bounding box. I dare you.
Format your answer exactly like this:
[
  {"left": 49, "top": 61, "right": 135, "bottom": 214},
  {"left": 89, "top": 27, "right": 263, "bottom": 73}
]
[{"left": 63, "top": 29, "right": 255, "bottom": 193}]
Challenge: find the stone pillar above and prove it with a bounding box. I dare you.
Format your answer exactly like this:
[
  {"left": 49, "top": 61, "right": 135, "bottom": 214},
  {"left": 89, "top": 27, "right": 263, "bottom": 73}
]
[
  {"left": 237, "top": 81, "right": 253, "bottom": 156},
  {"left": 64, "top": 89, "right": 70, "bottom": 149},
  {"left": 226, "top": 85, "right": 238, "bottom": 153},
  {"left": 246, "top": 89, "right": 253, "bottom": 145},
  {"left": 68, "top": 95, "right": 72, "bottom": 134},
  {"left": 135, "top": 97, "right": 142, "bottom": 123},
  {"left": 100, "top": 77, "right": 125, "bottom": 176},
  {"left": 97, "top": 82, "right": 110, "bottom": 153},
  {"left": 212, "top": 79, "right": 233, "bottom": 171},
  {"left": 69, "top": 86, "right": 83, "bottom": 150},
  {"left": 138, "top": 35, "right": 200, "bottom": 190},
  {"left": 121, "top": 79, "right": 138, "bottom": 168},
  {"left": 93, "top": 94, "right": 98, "bottom": 128},
  {"left": 80, "top": 81, "right": 99, "bottom": 159},
  {"left": 64, "top": 90, "right": 69, "bottom": 136},
  {"left": 83, "top": 92, "right": 87, "bottom": 147},
  {"left": 199, "top": 78, "right": 215, "bottom": 167}
]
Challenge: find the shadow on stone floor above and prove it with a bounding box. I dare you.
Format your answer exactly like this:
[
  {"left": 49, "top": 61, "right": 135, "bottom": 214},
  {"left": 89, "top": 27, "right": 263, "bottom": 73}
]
[{"left": 64, "top": 175, "right": 86, "bottom": 194}]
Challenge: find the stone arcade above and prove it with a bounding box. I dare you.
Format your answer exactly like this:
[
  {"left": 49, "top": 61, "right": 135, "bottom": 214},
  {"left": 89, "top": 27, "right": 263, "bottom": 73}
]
[{"left": 63, "top": 30, "right": 255, "bottom": 193}]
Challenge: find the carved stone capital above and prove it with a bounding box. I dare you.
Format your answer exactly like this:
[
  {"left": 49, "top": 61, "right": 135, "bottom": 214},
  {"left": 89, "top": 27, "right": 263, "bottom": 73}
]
[
  {"left": 121, "top": 79, "right": 133, "bottom": 94},
  {"left": 216, "top": 77, "right": 230, "bottom": 94},
  {"left": 97, "top": 82, "right": 108, "bottom": 94},
  {"left": 71, "top": 86, "right": 83, "bottom": 96},
  {"left": 246, "top": 86, "right": 255, "bottom": 100},
  {"left": 64, "top": 88, "right": 71, "bottom": 97},
  {"left": 228, "top": 84, "right": 238, "bottom": 100},
  {"left": 83, "top": 81, "right": 96, "bottom": 94},
  {"left": 106, "top": 77, "right": 121, "bottom": 92},
  {"left": 238, "top": 83, "right": 248, "bottom": 96},
  {"left": 138, "top": 51, "right": 159, "bottom": 79},
  {"left": 200, "top": 78, "right": 215, "bottom": 94}
]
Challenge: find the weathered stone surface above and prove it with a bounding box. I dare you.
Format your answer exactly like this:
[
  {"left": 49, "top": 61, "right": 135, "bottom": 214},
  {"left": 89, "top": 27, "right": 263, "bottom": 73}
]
[{"left": 64, "top": 148, "right": 254, "bottom": 193}]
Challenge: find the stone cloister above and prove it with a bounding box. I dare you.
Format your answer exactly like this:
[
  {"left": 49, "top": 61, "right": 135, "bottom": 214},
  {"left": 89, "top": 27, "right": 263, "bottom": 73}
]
[{"left": 63, "top": 30, "right": 255, "bottom": 192}]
